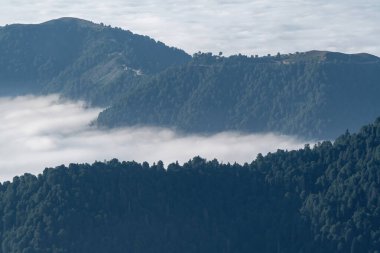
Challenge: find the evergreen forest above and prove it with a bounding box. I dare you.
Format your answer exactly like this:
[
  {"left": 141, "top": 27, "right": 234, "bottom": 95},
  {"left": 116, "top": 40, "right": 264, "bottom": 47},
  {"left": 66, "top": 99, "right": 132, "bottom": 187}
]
[{"left": 1, "top": 119, "right": 380, "bottom": 253}]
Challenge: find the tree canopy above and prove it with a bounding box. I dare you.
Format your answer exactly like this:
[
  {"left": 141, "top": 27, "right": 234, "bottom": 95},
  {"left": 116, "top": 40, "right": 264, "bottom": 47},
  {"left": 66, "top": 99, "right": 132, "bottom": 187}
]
[{"left": 1, "top": 118, "right": 380, "bottom": 252}]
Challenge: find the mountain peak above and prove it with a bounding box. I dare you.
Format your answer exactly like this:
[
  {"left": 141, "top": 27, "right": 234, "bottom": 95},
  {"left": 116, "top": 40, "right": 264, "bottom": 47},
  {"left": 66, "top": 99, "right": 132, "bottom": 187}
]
[{"left": 41, "top": 17, "right": 99, "bottom": 28}]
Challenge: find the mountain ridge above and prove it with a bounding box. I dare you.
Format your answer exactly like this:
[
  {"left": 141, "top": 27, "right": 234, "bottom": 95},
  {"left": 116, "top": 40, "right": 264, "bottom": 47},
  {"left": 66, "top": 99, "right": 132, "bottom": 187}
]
[
  {"left": 0, "top": 17, "right": 191, "bottom": 105},
  {"left": 97, "top": 51, "right": 380, "bottom": 139},
  {"left": 280, "top": 50, "right": 380, "bottom": 64}
]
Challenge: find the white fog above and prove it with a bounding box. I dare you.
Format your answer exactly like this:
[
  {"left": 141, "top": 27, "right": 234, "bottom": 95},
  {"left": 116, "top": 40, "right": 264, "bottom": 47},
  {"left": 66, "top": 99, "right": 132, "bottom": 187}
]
[{"left": 0, "top": 95, "right": 311, "bottom": 181}]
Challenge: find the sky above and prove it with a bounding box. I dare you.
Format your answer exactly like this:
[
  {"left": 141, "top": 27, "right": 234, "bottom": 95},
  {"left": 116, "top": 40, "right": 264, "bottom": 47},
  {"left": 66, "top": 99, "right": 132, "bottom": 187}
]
[
  {"left": 0, "top": 0, "right": 379, "bottom": 56},
  {"left": 0, "top": 95, "right": 309, "bottom": 181}
]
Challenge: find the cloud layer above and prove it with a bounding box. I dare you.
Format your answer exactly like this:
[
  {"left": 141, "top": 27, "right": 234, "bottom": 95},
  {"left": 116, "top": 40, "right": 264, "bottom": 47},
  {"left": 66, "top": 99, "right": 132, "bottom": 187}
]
[
  {"left": 0, "top": 95, "right": 309, "bottom": 181},
  {"left": 0, "top": 0, "right": 379, "bottom": 56}
]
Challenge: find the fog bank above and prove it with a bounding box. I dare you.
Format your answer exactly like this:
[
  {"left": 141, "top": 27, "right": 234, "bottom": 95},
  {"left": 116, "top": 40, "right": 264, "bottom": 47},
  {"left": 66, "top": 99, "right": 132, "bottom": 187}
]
[
  {"left": 0, "top": 95, "right": 311, "bottom": 181},
  {"left": 1, "top": 0, "right": 379, "bottom": 56}
]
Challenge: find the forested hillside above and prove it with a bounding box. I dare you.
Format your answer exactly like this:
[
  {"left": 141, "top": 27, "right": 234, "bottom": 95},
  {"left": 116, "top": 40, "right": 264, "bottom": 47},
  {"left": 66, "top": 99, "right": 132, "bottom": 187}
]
[
  {"left": 1, "top": 118, "right": 380, "bottom": 253},
  {"left": 0, "top": 17, "right": 190, "bottom": 105},
  {"left": 97, "top": 51, "right": 380, "bottom": 139}
]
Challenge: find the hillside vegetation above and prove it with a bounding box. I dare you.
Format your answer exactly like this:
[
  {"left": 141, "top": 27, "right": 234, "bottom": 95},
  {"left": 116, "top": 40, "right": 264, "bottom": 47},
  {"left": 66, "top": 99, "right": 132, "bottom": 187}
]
[
  {"left": 0, "top": 17, "right": 190, "bottom": 105},
  {"left": 97, "top": 52, "right": 380, "bottom": 139}
]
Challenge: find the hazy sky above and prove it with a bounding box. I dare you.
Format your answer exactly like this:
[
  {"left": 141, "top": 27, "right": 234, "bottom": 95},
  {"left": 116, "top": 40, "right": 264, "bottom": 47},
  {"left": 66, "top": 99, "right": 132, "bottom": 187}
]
[
  {"left": 0, "top": 95, "right": 309, "bottom": 181},
  {"left": 0, "top": 0, "right": 379, "bottom": 56}
]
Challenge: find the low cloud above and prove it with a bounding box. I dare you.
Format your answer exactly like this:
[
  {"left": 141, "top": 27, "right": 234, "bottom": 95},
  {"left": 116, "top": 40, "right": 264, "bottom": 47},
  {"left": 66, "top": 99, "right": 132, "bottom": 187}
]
[
  {"left": 0, "top": 0, "right": 379, "bottom": 56},
  {"left": 0, "top": 95, "right": 310, "bottom": 182}
]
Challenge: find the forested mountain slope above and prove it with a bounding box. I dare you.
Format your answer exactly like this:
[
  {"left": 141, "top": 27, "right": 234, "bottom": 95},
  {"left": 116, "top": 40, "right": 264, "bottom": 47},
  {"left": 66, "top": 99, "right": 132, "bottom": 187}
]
[
  {"left": 0, "top": 17, "right": 190, "bottom": 105},
  {"left": 1, "top": 118, "right": 380, "bottom": 253},
  {"left": 97, "top": 51, "right": 380, "bottom": 139}
]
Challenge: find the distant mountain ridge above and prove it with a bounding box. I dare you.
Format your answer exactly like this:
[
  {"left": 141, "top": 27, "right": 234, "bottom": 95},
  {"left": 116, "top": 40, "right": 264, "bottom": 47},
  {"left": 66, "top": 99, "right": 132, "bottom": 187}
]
[
  {"left": 0, "top": 17, "right": 190, "bottom": 104},
  {"left": 97, "top": 51, "right": 380, "bottom": 139},
  {"left": 1, "top": 18, "right": 380, "bottom": 139},
  {"left": 280, "top": 50, "right": 380, "bottom": 64}
]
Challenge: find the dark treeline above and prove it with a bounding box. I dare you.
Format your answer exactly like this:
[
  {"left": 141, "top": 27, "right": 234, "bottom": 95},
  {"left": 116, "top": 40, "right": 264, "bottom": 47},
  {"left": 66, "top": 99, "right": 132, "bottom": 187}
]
[{"left": 1, "top": 118, "right": 380, "bottom": 253}]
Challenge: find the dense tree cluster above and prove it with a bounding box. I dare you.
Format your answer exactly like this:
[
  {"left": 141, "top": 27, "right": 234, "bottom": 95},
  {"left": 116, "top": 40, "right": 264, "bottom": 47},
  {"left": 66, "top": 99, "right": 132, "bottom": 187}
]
[{"left": 1, "top": 119, "right": 380, "bottom": 252}]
